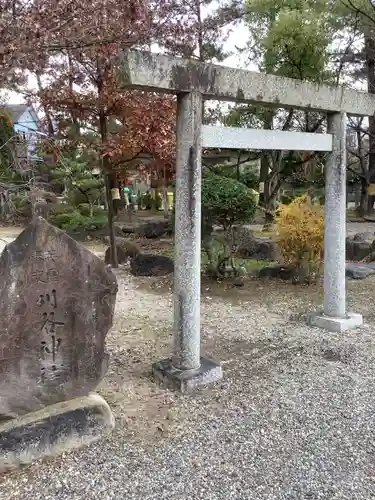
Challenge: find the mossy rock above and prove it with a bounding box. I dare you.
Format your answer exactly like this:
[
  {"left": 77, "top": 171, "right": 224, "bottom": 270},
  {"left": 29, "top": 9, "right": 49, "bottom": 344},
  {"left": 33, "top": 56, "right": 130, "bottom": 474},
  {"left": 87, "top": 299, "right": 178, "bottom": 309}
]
[{"left": 104, "top": 239, "right": 140, "bottom": 265}]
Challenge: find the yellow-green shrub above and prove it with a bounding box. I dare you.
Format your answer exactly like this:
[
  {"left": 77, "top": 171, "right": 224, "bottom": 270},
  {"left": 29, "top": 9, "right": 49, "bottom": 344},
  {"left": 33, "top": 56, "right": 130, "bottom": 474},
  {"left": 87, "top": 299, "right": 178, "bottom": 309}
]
[{"left": 275, "top": 194, "right": 324, "bottom": 279}]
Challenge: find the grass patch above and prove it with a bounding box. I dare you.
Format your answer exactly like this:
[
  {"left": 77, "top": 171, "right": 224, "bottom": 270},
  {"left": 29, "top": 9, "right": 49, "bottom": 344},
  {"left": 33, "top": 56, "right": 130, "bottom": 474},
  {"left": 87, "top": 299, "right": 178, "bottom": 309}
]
[{"left": 237, "top": 258, "right": 275, "bottom": 272}]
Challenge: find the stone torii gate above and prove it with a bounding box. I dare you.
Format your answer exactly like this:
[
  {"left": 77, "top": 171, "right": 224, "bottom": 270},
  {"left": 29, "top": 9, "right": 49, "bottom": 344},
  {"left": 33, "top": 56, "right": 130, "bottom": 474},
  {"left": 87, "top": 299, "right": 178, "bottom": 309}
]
[{"left": 118, "top": 50, "right": 375, "bottom": 390}]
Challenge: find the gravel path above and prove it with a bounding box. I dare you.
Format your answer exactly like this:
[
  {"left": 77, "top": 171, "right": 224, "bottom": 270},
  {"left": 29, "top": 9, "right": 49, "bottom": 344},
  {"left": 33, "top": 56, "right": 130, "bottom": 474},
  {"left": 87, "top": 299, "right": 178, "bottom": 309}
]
[
  {"left": 2, "top": 266, "right": 375, "bottom": 499},
  {"left": 2, "top": 224, "right": 375, "bottom": 499}
]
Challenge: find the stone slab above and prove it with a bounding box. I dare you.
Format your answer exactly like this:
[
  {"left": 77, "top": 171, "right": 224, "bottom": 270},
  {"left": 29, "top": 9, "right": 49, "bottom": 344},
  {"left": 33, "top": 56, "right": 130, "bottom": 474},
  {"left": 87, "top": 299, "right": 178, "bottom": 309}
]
[
  {"left": 0, "top": 393, "right": 114, "bottom": 472},
  {"left": 308, "top": 312, "right": 363, "bottom": 333},
  {"left": 152, "top": 357, "right": 223, "bottom": 392},
  {"left": 259, "top": 262, "right": 375, "bottom": 281},
  {"left": 0, "top": 217, "right": 118, "bottom": 419},
  {"left": 346, "top": 262, "right": 375, "bottom": 279},
  {"left": 118, "top": 50, "right": 375, "bottom": 116},
  {"left": 202, "top": 125, "right": 333, "bottom": 152}
]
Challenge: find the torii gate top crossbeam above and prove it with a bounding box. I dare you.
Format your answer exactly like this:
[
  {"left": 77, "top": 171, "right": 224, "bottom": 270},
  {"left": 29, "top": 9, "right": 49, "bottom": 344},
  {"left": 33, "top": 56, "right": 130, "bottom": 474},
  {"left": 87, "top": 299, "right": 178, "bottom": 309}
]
[{"left": 118, "top": 50, "right": 375, "bottom": 117}]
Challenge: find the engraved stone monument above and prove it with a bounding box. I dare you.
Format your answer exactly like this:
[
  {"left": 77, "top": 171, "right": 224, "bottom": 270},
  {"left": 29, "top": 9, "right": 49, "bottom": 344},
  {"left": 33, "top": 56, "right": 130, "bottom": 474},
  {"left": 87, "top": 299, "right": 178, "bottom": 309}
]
[{"left": 0, "top": 217, "right": 118, "bottom": 470}]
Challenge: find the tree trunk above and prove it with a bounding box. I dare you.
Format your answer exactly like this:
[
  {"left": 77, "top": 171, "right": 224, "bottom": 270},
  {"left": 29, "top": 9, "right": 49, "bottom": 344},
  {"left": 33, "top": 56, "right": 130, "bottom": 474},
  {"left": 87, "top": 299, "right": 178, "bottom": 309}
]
[
  {"left": 359, "top": 178, "right": 369, "bottom": 216},
  {"left": 365, "top": 33, "right": 375, "bottom": 214},
  {"left": 259, "top": 153, "right": 269, "bottom": 190},
  {"left": 263, "top": 158, "right": 283, "bottom": 227},
  {"left": 236, "top": 151, "right": 241, "bottom": 181},
  {"left": 259, "top": 110, "right": 273, "bottom": 213},
  {"left": 99, "top": 109, "right": 118, "bottom": 268},
  {"left": 36, "top": 72, "right": 55, "bottom": 137},
  {"left": 162, "top": 162, "right": 169, "bottom": 218},
  {"left": 263, "top": 175, "right": 279, "bottom": 226},
  {"left": 368, "top": 193, "right": 374, "bottom": 214}
]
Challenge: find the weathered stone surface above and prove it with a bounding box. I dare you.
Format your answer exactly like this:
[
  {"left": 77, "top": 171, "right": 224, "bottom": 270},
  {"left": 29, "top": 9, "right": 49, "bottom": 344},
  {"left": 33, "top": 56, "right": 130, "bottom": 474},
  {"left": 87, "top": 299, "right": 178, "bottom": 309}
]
[
  {"left": 239, "top": 237, "right": 279, "bottom": 260},
  {"left": 104, "top": 246, "right": 129, "bottom": 266},
  {"left": 137, "top": 220, "right": 172, "bottom": 239},
  {"left": 104, "top": 236, "right": 140, "bottom": 254},
  {"left": 353, "top": 232, "right": 374, "bottom": 242},
  {"left": 346, "top": 262, "right": 375, "bottom": 279},
  {"left": 0, "top": 393, "right": 114, "bottom": 472},
  {"left": 130, "top": 254, "right": 174, "bottom": 276},
  {"left": 153, "top": 357, "right": 222, "bottom": 392},
  {"left": 258, "top": 264, "right": 296, "bottom": 281},
  {"left": 346, "top": 234, "right": 374, "bottom": 261},
  {"left": 308, "top": 312, "right": 363, "bottom": 333},
  {"left": 345, "top": 232, "right": 375, "bottom": 261},
  {"left": 260, "top": 262, "right": 375, "bottom": 281},
  {"left": 0, "top": 218, "right": 118, "bottom": 419},
  {"left": 118, "top": 223, "right": 136, "bottom": 234},
  {"left": 233, "top": 226, "right": 279, "bottom": 261},
  {"left": 119, "top": 50, "right": 375, "bottom": 116},
  {"left": 104, "top": 238, "right": 140, "bottom": 266},
  {"left": 232, "top": 226, "right": 256, "bottom": 250}
]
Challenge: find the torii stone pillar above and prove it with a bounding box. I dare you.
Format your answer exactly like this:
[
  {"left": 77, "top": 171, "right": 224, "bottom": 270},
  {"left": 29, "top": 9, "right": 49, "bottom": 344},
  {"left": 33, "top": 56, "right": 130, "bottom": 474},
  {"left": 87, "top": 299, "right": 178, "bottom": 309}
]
[
  {"left": 309, "top": 112, "right": 363, "bottom": 332},
  {"left": 152, "top": 91, "right": 222, "bottom": 390}
]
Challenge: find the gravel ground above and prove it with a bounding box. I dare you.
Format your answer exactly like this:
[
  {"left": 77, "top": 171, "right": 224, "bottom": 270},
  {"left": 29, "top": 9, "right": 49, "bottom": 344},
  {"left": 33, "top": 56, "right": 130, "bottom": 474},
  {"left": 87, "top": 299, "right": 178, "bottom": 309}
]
[
  {"left": 2, "top": 224, "right": 375, "bottom": 499},
  {"left": 2, "top": 267, "right": 375, "bottom": 499}
]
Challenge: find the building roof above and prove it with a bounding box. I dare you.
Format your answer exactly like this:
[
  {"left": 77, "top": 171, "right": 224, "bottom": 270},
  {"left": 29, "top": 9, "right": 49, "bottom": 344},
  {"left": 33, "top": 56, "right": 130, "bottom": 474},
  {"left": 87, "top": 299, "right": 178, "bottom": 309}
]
[
  {"left": 3, "top": 104, "right": 28, "bottom": 123},
  {"left": 3, "top": 104, "right": 39, "bottom": 126}
]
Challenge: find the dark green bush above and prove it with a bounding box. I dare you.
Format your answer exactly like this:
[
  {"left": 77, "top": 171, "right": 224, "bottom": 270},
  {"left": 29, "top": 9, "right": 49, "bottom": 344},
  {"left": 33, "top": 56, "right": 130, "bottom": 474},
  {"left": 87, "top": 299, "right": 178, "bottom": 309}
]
[
  {"left": 141, "top": 192, "right": 162, "bottom": 211},
  {"left": 77, "top": 203, "right": 104, "bottom": 217},
  {"left": 237, "top": 170, "right": 258, "bottom": 190},
  {"left": 280, "top": 193, "right": 294, "bottom": 205},
  {"left": 202, "top": 172, "right": 257, "bottom": 230},
  {"left": 49, "top": 208, "right": 107, "bottom": 231},
  {"left": 142, "top": 193, "right": 153, "bottom": 210},
  {"left": 50, "top": 203, "right": 76, "bottom": 216},
  {"left": 209, "top": 164, "right": 258, "bottom": 190},
  {"left": 77, "top": 203, "right": 91, "bottom": 216},
  {"left": 69, "top": 190, "right": 90, "bottom": 206}
]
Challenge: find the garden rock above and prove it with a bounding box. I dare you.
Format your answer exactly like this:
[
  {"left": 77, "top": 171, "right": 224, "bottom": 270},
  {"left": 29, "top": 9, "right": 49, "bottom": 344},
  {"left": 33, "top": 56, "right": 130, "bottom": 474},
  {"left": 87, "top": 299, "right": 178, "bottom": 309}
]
[
  {"left": 104, "top": 246, "right": 127, "bottom": 265},
  {"left": 353, "top": 232, "right": 374, "bottom": 242},
  {"left": 235, "top": 227, "right": 279, "bottom": 261},
  {"left": 251, "top": 238, "right": 279, "bottom": 260},
  {"left": 104, "top": 237, "right": 139, "bottom": 256},
  {"left": 130, "top": 254, "right": 174, "bottom": 276},
  {"left": 119, "top": 223, "right": 137, "bottom": 234},
  {"left": 104, "top": 239, "right": 140, "bottom": 266},
  {"left": 0, "top": 217, "right": 118, "bottom": 418},
  {"left": 346, "top": 233, "right": 375, "bottom": 261},
  {"left": 137, "top": 220, "right": 171, "bottom": 239},
  {"left": 258, "top": 264, "right": 296, "bottom": 280},
  {"left": 232, "top": 226, "right": 255, "bottom": 247},
  {"left": 346, "top": 262, "right": 375, "bottom": 279},
  {"left": 114, "top": 223, "right": 127, "bottom": 236},
  {"left": 0, "top": 393, "right": 115, "bottom": 472}
]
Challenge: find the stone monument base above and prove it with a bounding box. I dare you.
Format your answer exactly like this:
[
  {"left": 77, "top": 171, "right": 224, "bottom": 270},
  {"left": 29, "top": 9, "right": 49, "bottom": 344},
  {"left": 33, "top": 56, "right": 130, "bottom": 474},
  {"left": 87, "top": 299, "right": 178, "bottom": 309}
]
[
  {"left": 0, "top": 393, "right": 114, "bottom": 472},
  {"left": 308, "top": 312, "right": 363, "bottom": 333},
  {"left": 152, "top": 357, "right": 223, "bottom": 392}
]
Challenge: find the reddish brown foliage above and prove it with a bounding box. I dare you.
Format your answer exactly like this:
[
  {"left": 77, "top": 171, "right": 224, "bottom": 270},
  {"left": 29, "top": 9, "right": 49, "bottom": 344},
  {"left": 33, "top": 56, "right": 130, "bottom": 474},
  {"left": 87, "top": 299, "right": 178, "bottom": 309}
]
[{"left": 2, "top": 0, "right": 241, "bottom": 179}]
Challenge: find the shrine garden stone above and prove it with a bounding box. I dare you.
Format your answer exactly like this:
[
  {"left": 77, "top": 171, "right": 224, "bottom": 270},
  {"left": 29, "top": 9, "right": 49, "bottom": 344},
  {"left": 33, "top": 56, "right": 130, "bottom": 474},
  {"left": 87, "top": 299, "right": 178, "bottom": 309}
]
[{"left": 0, "top": 217, "right": 118, "bottom": 471}]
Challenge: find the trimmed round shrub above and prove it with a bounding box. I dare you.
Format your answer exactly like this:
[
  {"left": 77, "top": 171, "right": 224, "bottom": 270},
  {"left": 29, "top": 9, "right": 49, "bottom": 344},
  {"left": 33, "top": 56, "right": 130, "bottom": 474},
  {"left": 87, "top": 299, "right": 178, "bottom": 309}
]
[{"left": 202, "top": 172, "right": 257, "bottom": 230}]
